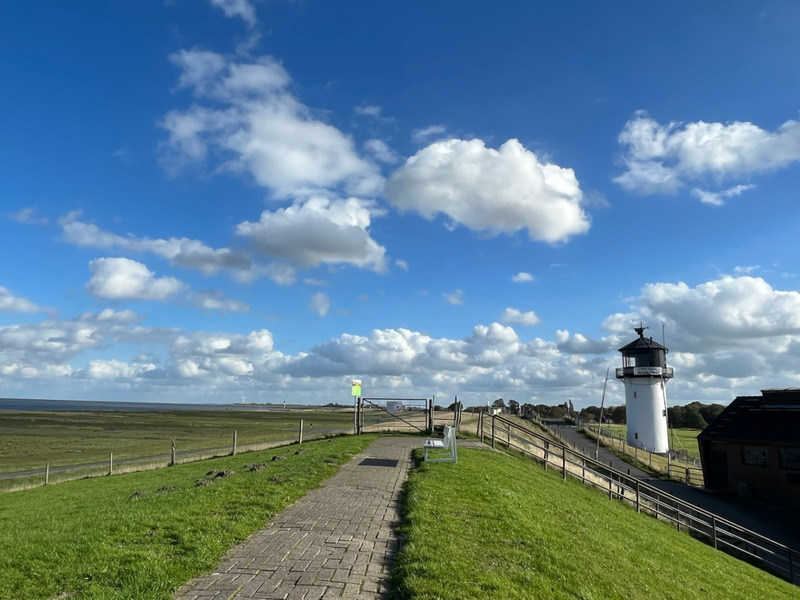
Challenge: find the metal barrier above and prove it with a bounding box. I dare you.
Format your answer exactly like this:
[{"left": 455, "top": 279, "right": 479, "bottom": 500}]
[{"left": 478, "top": 413, "right": 798, "bottom": 586}]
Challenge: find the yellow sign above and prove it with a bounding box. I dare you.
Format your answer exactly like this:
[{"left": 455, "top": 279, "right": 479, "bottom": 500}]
[{"left": 351, "top": 379, "right": 362, "bottom": 396}]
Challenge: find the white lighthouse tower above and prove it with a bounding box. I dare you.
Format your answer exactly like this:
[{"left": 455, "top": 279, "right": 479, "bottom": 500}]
[{"left": 615, "top": 325, "right": 673, "bottom": 454}]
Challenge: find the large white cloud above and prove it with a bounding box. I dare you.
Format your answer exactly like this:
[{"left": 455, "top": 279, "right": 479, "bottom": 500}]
[
  {"left": 603, "top": 275, "right": 800, "bottom": 396},
  {"left": 614, "top": 112, "right": 800, "bottom": 197},
  {"left": 385, "top": 138, "right": 590, "bottom": 243},
  {"left": 161, "top": 50, "right": 382, "bottom": 198},
  {"left": 235, "top": 196, "right": 387, "bottom": 271},
  {"left": 8, "top": 273, "right": 800, "bottom": 407},
  {"left": 86, "top": 258, "right": 184, "bottom": 301}
]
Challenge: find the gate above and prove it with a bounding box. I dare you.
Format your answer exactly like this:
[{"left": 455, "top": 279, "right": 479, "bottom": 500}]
[{"left": 354, "top": 397, "right": 433, "bottom": 434}]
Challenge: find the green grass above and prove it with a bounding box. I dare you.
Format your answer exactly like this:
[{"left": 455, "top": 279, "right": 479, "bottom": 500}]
[
  {"left": 393, "top": 447, "right": 797, "bottom": 600},
  {"left": 0, "top": 409, "right": 357, "bottom": 474},
  {"left": 596, "top": 424, "right": 702, "bottom": 459},
  {"left": 0, "top": 434, "right": 375, "bottom": 600}
]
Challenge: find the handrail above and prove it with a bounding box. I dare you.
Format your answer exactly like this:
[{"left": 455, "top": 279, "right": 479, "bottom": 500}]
[{"left": 482, "top": 414, "right": 798, "bottom": 586}]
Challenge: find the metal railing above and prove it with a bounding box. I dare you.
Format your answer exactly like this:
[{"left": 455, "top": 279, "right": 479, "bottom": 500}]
[
  {"left": 580, "top": 423, "right": 705, "bottom": 486},
  {"left": 478, "top": 413, "right": 799, "bottom": 586}
]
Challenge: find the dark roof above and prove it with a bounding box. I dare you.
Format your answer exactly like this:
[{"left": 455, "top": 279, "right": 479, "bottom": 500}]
[
  {"left": 698, "top": 389, "right": 800, "bottom": 445},
  {"left": 617, "top": 335, "right": 667, "bottom": 353}
]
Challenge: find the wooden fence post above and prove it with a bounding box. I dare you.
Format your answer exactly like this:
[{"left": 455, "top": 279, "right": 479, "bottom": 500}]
[
  {"left": 232, "top": 430, "right": 238, "bottom": 456},
  {"left": 478, "top": 410, "right": 483, "bottom": 442},
  {"left": 170, "top": 437, "right": 176, "bottom": 466},
  {"left": 109, "top": 452, "right": 113, "bottom": 476},
  {"left": 45, "top": 461, "right": 50, "bottom": 485},
  {"left": 491, "top": 415, "right": 496, "bottom": 450},
  {"left": 562, "top": 448, "right": 567, "bottom": 479},
  {"left": 636, "top": 481, "right": 640, "bottom": 513},
  {"left": 298, "top": 419, "right": 304, "bottom": 444}
]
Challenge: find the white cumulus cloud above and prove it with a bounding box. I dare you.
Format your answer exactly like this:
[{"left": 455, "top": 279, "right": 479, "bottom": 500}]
[
  {"left": 501, "top": 308, "right": 541, "bottom": 326},
  {"left": 161, "top": 50, "right": 382, "bottom": 198},
  {"left": 385, "top": 138, "right": 590, "bottom": 243},
  {"left": 61, "top": 216, "right": 250, "bottom": 275},
  {"left": 236, "top": 196, "right": 387, "bottom": 272},
  {"left": 511, "top": 272, "right": 534, "bottom": 283},
  {"left": 615, "top": 111, "right": 800, "bottom": 196},
  {"left": 87, "top": 258, "right": 184, "bottom": 301}
]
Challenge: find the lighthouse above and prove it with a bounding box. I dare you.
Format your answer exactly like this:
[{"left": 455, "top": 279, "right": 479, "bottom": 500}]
[{"left": 615, "top": 325, "right": 673, "bottom": 454}]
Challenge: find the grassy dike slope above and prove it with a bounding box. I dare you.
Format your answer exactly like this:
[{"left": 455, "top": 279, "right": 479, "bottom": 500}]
[
  {"left": 393, "top": 448, "right": 797, "bottom": 600},
  {"left": 0, "top": 435, "right": 375, "bottom": 600}
]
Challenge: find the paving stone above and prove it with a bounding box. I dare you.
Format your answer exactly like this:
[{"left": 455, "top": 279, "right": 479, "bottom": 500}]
[{"left": 174, "top": 437, "right": 418, "bottom": 600}]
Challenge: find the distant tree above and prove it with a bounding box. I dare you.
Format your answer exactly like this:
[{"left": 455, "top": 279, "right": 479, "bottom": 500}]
[
  {"left": 492, "top": 398, "right": 506, "bottom": 409},
  {"left": 580, "top": 406, "right": 601, "bottom": 421},
  {"left": 608, "top": 405, "right": 627, "bottom": 424},
  {"left": 447, "top": 400, "right": 462, "bottom": 411},
  {"left": 508, "top": 399, "right": 520, "bottom": 414},
  {"left": 699, "top": 403, "right": 725, "bottom": 425},
  {"left": 668, "top": 405, "right": 686, "bottom": 428},
  {"left": 682, "top": 404, "right": 708, "bottom": 429},
  {"left": 668, "top": 401, "right": 723, "bottom": 429}
]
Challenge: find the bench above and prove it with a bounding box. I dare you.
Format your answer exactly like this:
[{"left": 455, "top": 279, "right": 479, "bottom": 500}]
[{"left": 423, "top": 424, "right": 457, "bottom": 463}]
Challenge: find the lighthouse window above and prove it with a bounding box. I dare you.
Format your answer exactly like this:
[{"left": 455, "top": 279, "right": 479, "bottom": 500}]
[{"left": 633, "top": 391, "right": 637, "bottom": 398}]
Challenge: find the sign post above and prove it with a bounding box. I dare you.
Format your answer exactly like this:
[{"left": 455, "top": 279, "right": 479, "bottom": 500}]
[{"left": 352, "top": 380, "right": 362, "bottom": 434}]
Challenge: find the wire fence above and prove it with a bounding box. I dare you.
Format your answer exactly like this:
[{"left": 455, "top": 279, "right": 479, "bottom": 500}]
[{"left": 0, "top": 419, "right": 345, "bottom": 494}]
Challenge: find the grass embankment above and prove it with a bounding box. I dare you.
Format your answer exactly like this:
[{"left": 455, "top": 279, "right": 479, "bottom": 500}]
[
  {"left": 394, "top": 447, "right": 797, "bottom": 600},
  {"left": 0, "top": 434, "right": 375, "bottom": 600},
  {"left": 0, "top": 409, "right": 356, "bottom": 474}
]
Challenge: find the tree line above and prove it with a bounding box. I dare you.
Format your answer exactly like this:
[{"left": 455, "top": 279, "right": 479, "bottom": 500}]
[
  {"left": 579, "top": 401, "right": 725, "bottom": 429},
  {"left": 462, "top": 398, "right": 726, "bottom": 430}
]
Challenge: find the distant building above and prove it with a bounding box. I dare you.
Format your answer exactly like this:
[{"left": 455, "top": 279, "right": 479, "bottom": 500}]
[{"left": 697, "top": 388, "right": 800, "bottom": 511}]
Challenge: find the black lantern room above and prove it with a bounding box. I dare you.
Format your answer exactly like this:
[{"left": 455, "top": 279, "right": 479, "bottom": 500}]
[{"left": 615, "top": 325, "right": 674, "bottom": 380}]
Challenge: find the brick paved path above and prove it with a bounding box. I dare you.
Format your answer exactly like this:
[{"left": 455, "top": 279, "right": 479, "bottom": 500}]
[{"left": 174, "top": 436, "right": 418, "bottom": 600}]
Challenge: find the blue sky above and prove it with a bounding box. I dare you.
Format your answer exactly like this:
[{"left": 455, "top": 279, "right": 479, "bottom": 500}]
[{"left": 1, "top": 0, "right": 799, "bottom": 408}]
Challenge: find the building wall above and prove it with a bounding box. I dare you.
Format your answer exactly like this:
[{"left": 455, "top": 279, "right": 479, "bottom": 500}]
[{"left": 702, "top": 440, "right": 800, "bottom": 511}]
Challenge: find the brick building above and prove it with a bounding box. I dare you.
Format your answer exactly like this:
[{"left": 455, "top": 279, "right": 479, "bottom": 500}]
[{"left": 697, "top": 388, "right": 800, "bottom": 511}]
